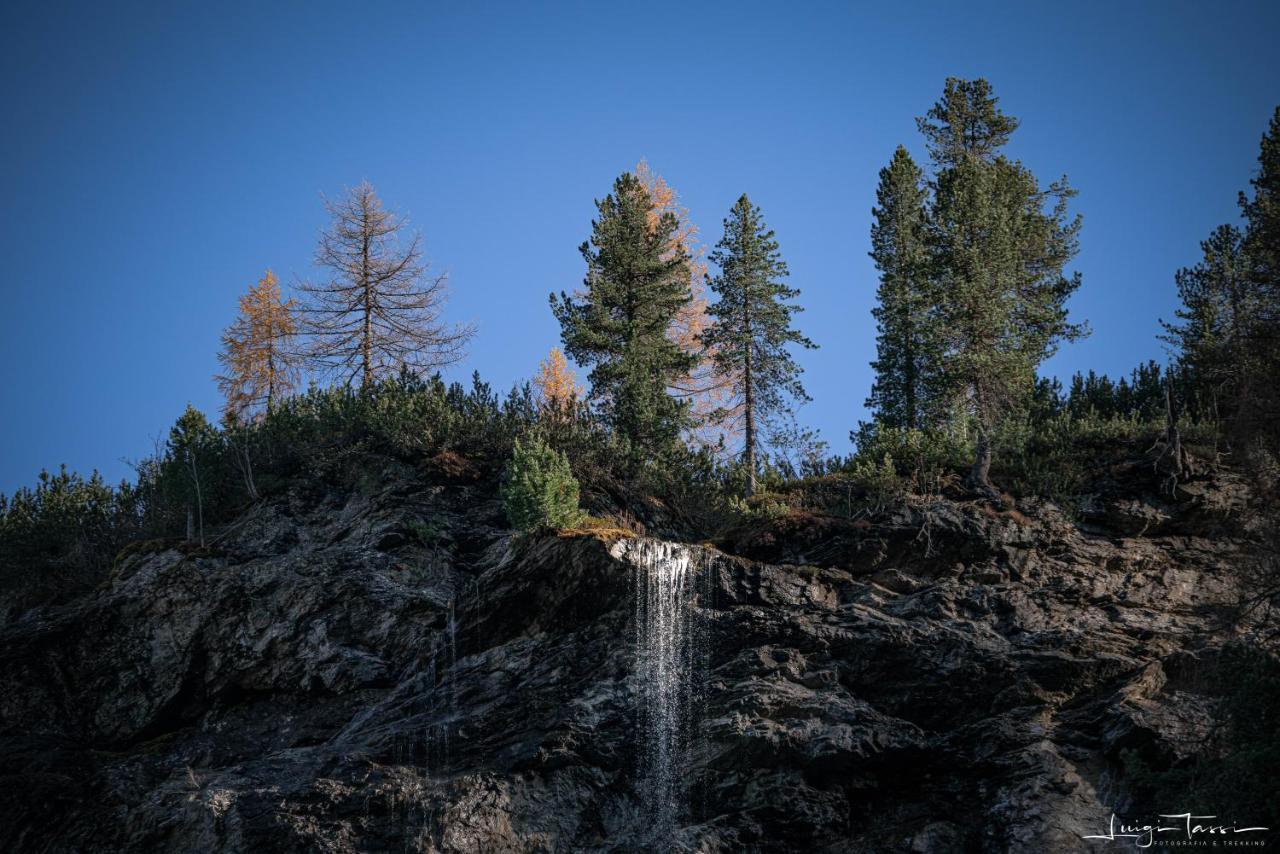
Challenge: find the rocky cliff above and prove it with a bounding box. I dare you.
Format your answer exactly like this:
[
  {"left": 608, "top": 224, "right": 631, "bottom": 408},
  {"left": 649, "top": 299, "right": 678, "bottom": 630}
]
[{"left": 0, "top": 451, "right": 1260, "bottom": 852}]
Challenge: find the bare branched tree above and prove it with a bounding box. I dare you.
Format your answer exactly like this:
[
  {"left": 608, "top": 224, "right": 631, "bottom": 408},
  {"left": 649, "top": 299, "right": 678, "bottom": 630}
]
[{"left": 300, "top": 181, "right": 474, "bottom": 387}]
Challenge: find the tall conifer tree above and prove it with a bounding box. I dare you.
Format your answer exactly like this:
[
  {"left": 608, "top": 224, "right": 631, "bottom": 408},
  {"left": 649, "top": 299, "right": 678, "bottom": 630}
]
[
  {"left": 551, "top": 173, "right": 696, "bottom": 463},
  {"left": 923, "top": 78, "right": 1086, "bottom": 494},
  {"left": 1238, "top": 107, "right": 1280, "bottom": 454},
  {"left": 1241, "top": 107, "right": 1280, "bottom": 303},
  {"left": 1160, "top": 224, "right": 1249, "bottom": 417},
  {"left": 635, "top": 161, "right": 737, "bottom": 448},
  {"left": 866, "top": 146, "right": 938, "bottom": 430},
  {"left": 703, "top": 195, "right": 815, "bottom": 494}
]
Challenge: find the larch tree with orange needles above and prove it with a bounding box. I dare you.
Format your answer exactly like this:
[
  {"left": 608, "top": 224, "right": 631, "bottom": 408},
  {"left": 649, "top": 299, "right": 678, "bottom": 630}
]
[
  {"left": 532, "top": 347, "right": 583, "bottom": 416},
  {"left": 216, "top": 270, "right": 302, "bottom": 422},
  {"left": 635, "top": 160, "right": 739, "bottom": 450}
]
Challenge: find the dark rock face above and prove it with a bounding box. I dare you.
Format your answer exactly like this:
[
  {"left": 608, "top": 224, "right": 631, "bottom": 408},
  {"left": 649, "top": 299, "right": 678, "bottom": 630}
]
[{"left": 0, "top": 459, "right": 1257, "bottom": 852}]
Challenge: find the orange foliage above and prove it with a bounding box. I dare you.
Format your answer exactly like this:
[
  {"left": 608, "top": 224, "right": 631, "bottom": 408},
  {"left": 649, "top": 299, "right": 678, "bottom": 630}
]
[
  {"left": 215, "top": 270, "right": 301, "bottom": 422},
  {"left": 635, "top": 160, "right": 742, "bottom": 450},
  {"left": 533, "top": 346, "right": 583, "bottom": 415}
]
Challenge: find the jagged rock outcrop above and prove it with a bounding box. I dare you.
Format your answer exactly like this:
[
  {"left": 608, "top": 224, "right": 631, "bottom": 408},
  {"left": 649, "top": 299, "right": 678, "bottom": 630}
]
[{"left": 0, "top": 454, "right": 1259, "bottom": 852}]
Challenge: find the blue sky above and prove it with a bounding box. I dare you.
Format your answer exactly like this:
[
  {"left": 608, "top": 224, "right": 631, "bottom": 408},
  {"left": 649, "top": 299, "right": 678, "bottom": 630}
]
[{"left": 2, "top": 1, "right": 1278, "bottom": 493}]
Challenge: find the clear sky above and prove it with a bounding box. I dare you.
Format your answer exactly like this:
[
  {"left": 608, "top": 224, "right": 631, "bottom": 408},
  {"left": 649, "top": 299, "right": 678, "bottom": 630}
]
[{"left": 2, "top": 0, "right": 1278, "bottom": 494}]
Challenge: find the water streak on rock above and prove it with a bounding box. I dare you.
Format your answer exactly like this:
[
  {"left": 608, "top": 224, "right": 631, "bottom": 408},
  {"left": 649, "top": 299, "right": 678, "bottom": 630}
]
[{"left": 615, "top": 538, "right": 699, "bottom": 838}]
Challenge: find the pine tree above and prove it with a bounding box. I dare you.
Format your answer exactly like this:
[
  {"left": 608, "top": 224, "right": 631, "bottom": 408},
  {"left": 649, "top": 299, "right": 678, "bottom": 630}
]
[
  {"left": 923, "top": 79, "right": 1087, "bottom": 494},
  {"left": 162, "top": 405, "right": 221, "bottom": 545},
  {"left": 917, "top": 77, "right": 1020, "bottom": 167},
  {"left": 703, "top": 195, "right": 816, "bottom": 494},
  {"left": 1130, "top": 361, "right": 1166, "bottom": 418},
  {"left": 215, "top": 270, "right": 301, "bottom": 422},
  {"left": 501, "top": 437, "right": 585, "bottom": 532},
  {"left": 1237, "top": 106, "right": 1280, "bottom": 453},
  {"left": 1241, "top": 107, "right": 1280, "bottom": 303},
  {"left": 866, "top": 146, "right": 939, "bottom": 430},
  {"left": 300, "top": 181, "right": 474, "bottom": 388},
  {"left": 635, "top": 161, "right": 736, "bottom": 448},
  {"left": 1160, "top": 224, "right": 1249, "bottom": 418},
  {"left": 550, "top": 172, "right": 696, "bottom": 463}
]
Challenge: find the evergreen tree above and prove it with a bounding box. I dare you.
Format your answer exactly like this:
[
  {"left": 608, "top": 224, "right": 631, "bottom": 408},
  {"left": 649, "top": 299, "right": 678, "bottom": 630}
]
[
  {"left": 501, "top": 438, "right": 585, "bottom": 532},
  {"left": 924, "top": 78, "right": 1087, "bottom": 494},
  {"left": 550, "top": 173, "right": 696, "bottom": 464},
  {"left": 635, "top": 161, "right": 738, "bottom": 449},
  {"left": 162, "top": 406, "right": 222, "bottom": 545},
  {"left": 1130, "top": 361, "right": 1167, "bottom": 417},
  {"left": 1159, "top": 106, "right": 1280, "bottom": 451},
  {"left": 1160, "top": 224, "right": 1249, "bottom": 418},
  {"left": 866, "top": 146, "right": 940, "bottom": 430},
  {"left": 1055, "top": 361, "right": 1167, "bottom": 421},
  {"left": 1241, "top": 107, "right": 1280, "bottom": 304},
  {"left": 917, "top": 77, "right": 1020, "bottom": 167},
  {"left": 1238, "top": 106, "right": 1280, "bottom": 454},
  {"left": 703, "top": 195, "right": 816, "bottom": 494},
  {"left": 1028, "top": 376, "right": 1064, "bottom": 423}
]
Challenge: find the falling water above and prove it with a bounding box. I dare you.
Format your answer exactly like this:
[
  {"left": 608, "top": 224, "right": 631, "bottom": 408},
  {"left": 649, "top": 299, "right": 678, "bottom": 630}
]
[
  {"left": 442, "top": 594, "right": 458, "bottom": 762},
  {"left": 614, "top": 538, "right": 701, "bottom": 839}
]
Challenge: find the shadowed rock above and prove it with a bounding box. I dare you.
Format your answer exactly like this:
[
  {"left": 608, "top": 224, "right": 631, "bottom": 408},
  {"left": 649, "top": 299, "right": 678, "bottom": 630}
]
[{"left": 0, "top": 455, "right": 1259, "bottom": 852}]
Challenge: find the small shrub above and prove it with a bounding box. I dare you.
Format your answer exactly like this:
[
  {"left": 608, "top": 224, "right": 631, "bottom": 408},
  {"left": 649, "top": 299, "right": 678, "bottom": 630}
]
[
  {"left": 501, "top": 438, "right": 585, "bottom": 532},
  {"left": 851, "top": 422, "right": 970, "bottom": 495},
  {"left": 995, "top": 411, "right": 1168, "bottom": 507},
  {"left": 729, "top": 492, "right": 791, "bottom": 521},
  {"left": 848, "top": 452, "right": 907, "bottom": 510},
  {"left": 407, "top": 517, "right": 445, "bottom": 546}
]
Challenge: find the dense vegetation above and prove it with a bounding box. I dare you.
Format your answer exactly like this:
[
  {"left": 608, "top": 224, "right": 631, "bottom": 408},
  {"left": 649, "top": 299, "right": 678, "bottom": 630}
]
[{"left": 3, "top": 78, "right": 1278, "bottom": 626}]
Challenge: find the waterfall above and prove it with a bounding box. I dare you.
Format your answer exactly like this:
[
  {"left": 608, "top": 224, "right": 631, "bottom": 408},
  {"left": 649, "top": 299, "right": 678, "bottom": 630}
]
[{"left": 613, "top": 538, "right": 701, "bottom": 839}]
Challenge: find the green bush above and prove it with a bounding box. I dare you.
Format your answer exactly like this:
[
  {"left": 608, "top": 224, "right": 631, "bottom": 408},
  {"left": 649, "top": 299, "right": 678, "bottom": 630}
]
[
  {"left": 994, "top": 410, "right": 1162, "bottom": 506},
  {"left": 728, "top": 492, "right": 791, "bottom": 521},
  {"left": 847, "top": 452, "right": 907, "bottom": 509},
  {"left": 407, "top": 517, "right": 445, "bottom": 546},
  {"left": 0, "top": 466, "right": 144, "bottom": 602},
  {"left": 501, "top": 438, "right": 585, "bottom": 532},
  {"left": 851, "top": 422, "right": 970, "bottom": 495}
]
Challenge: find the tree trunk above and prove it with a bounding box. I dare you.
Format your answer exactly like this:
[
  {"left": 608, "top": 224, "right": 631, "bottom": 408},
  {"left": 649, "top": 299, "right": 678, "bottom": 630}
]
[
  {"left": 744, "top": 384, "right": 755, "bottom": 497},
  {"left": 966, "top": 427, "right": 996, "bottom": 497},
  {"left": 1161, "top": 380, "right": 1186, "bottom": 487},
  {"left": 362, "top": 299, "right": 373, "bottom": 388},
  {"left": 266, "top": 341, "right": 276, "bottom": 413},
  {"left": 187, "top": 451, "right": 205, "bottom": 547},
  {"left": 361, "top": 234, "right": 373, "bottom": 389},
  {"left": 904, "top": 301, "right": 918, "bottom": 430},
  {"left": 743, "top": 298, "right": 755, "bottom": 498},
  {"left": 232, "top": 430, "right": 259, "bottom": 501}
]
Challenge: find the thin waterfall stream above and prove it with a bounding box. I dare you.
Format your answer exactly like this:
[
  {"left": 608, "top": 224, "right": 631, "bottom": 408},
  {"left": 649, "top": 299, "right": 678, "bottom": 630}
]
[{"left": 613, "top": 538, "right": 705, "bottom": 840}]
